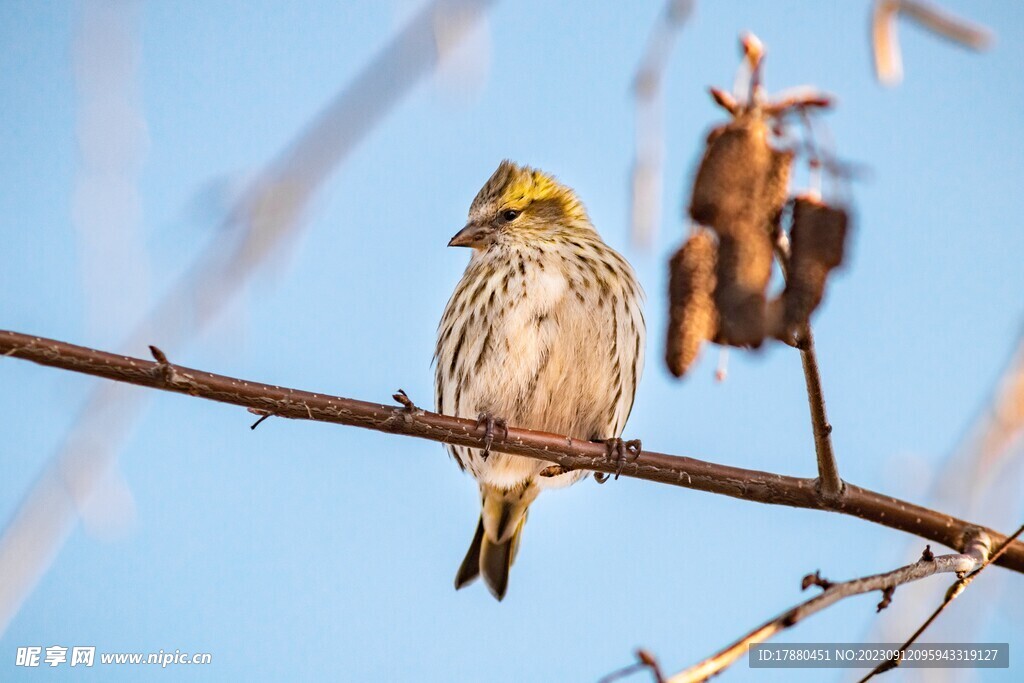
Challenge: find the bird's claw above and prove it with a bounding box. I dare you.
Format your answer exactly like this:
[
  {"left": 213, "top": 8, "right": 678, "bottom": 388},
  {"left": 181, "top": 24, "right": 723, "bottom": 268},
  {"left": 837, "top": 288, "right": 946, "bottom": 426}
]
[
  {"left": 595, "top": 437, "right": 642, "bottom": 482},
  {"left": 393, "top": 389, "right": 418, "bottom": 412},
  {"left": 383, "top": 389, "right": 422, "bottom": 430},
  {"left": 476, "top": 411, "right": 508, "bottom": 460}
]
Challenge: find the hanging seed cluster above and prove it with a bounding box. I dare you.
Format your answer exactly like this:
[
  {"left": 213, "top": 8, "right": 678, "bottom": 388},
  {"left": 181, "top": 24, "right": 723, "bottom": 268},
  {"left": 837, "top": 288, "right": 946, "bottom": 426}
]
[
  {"left": 666, "top": 229, "right": 717, "bottom": 377},
  {"left": 665, "top": 37, "right": 850, "bottom": 378},
  {"left": 783, "top": 195, "right": 848, "bottom": 332}
]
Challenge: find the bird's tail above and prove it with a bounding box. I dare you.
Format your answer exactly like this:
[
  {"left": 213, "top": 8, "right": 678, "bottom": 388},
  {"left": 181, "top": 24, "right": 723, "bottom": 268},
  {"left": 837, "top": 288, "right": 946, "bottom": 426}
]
[{"left": 454, "top": 482, "right": 539, "bottom": 601}]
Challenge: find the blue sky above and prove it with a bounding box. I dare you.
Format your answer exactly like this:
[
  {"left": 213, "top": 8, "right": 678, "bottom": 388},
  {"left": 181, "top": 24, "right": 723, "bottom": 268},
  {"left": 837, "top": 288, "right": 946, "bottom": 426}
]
[{"left": 1, "top": 1, "right": 1022, "bottom": 681}]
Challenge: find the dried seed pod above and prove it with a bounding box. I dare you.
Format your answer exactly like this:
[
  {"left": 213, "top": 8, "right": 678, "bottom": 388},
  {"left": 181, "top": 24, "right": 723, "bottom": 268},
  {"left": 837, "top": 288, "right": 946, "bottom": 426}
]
[
  {"left": 689, "top": 113, "right": 772, "bottom": 230},
  {"left": 666, "top": 230, "right": 717, "bottom": 377},
  {"left": 783, "top": 195, "right": 849, "bottom": 331},
  {"left": 687, "top": 110, "right": 792, "bottom": 348},
  {"left": 765, "top": 295, "right": 795, "bottom": 346},
  {"left": 762, "top": 148, "right": 795, "bottom": 237},
  {"left": 713, "top": 223, "right": 773, "bottom": 348}
]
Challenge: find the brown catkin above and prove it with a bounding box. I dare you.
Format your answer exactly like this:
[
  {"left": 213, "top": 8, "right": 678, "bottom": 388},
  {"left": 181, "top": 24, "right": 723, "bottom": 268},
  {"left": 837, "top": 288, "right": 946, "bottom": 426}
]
[
  {"left": 689, "top": 113, "right": 772, "bottom": 230},
  {"left": 783, "top": 195, "right": 849, "bottom": 331},
  {"left": 714, "top": 226, "right": 772, "bottom": 347},
  {"left": 762, "top": 148, "right": 795, "bottom": 237},
  {"left": 666, "top": 230, "right": 717, "bottom": 377},
  {"left": 687, "top": 111, "right": 789, "bottom": 348}
]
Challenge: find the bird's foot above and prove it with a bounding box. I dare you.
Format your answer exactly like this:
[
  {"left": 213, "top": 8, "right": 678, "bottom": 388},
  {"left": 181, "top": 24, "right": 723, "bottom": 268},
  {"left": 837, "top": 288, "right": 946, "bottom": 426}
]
[
  {"left": 539, "top": 465, "right": 573, "bottom": 477},
  {"left": 593, "top": 437, "right": 642, "bottom": 483},
  {"left": 392, "top": 389, "right": 418, "bottom": 412},
  {"left": 476, "top": 411, "right": 508, "bottom": 460},
  {"left": 383, "top": 389, "right": 423, "bottom": 430}
]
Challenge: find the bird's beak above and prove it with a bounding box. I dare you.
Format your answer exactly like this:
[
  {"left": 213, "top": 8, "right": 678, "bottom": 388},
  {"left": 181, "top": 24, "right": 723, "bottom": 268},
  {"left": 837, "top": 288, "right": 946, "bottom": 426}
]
[{"left": 448, "top": 223, "right": 489, "bottom": 248}]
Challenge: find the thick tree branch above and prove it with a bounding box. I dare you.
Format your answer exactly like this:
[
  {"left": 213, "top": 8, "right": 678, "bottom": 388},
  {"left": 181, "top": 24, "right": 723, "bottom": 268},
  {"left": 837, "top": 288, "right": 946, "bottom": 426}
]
[
  {"left": 660, "top": 531, "right": 992, "bottom": 683},
  {"left": 3, "top": 329, "right": 1024, "bottom": 574}
]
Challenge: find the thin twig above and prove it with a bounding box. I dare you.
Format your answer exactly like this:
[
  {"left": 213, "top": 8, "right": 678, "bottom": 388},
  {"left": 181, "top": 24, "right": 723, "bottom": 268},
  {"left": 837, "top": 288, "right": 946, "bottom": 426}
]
[
  {"left": 871, "top": 0, "right": 993, "bottom": 86},
  {"left": 600, "top": 649, "right": 665, "bottom": 683},
  {"left": 872, "top": 0, "right": 904, "bottom": 85},
  {"left": 3, "top": 329, "right": 1024, "bottom": 573},
  {"left": 774, "top": 240, "right": 844, "bottom": 501},
  {"left": 629, "top": 0, "right": 693, "bottom": 246},
  {"left": 899, "top": 0, "right": 992, "bottom": 49},
  {"left": 859, "top": 523, "right": 1024, "bottom": 681},
  {"left": 799, "top": 330, "right": 843, "bottom": 500},
  {"left": 661, "top": 531, "right": 993, "bottom": 683}
]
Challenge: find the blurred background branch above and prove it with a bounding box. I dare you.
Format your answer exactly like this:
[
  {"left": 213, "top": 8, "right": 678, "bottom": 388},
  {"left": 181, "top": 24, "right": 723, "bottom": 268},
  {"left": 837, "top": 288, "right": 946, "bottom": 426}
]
[
  {"left": 871, "top": 0, "right": 993, "bottom": 86},
  {"left": 629, "top": 0, "right": 692, "bottom": 247},
  {"left": 864, "top": 326, "right": 1024, "bottom": 680},
  {"left": 0, "top": 0, "right": 494, "bottom": 636}
]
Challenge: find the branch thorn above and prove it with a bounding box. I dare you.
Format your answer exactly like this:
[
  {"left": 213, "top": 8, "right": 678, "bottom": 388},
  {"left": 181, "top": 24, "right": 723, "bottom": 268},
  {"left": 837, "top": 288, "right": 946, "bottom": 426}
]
[
  {"left": 249, "top": 410, "right": 274, "bottom": 430},
  {"left": 876, "top": 585, "right": 895, "bottom": 612},
  {"left": 149, "top": 345, "right": 177, "bottom": 383},
  {"left": 801, "top": 569, "right": 832, "bottom": 591}
]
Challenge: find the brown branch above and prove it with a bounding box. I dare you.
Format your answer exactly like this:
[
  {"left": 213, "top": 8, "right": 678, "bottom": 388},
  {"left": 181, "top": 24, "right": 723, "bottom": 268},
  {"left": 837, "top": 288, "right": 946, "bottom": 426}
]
[
  {"left": 860, "top": 523, "right": 1024, "bottom": 681},
  {"left": 798, "top": 329, "right": 843, "bottom": 500},
  {"left": 774, "top": 237, "right": 844, "bottom": 501},
  {"left": 3, "top": 329, "right": 1024, "bottom": 574},
  {"left": 600, "top": 649, "right": 665, "bottom": 683},
  {"left": 661, "top": 531, "right": 993, "bottom": 683}
]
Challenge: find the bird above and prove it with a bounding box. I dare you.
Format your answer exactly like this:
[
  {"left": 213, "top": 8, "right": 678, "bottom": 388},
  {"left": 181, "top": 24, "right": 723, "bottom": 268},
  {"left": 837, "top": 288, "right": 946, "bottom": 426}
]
[{"left": 434, "top": 160, "right": 645, "bottom": 600}]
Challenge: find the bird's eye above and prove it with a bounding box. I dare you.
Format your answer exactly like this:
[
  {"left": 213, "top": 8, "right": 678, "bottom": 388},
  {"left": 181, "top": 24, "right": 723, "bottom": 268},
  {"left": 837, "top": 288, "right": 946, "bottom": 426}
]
[{"left": 501, "top": 209, "right": 521, "bottom": 221}]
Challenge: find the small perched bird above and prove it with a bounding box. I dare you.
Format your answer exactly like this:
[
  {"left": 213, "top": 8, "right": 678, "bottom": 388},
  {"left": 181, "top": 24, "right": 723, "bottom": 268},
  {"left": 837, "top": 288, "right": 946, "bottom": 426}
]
[{"left": 435, "top": 160, "right": 645, "bottom": 600}]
